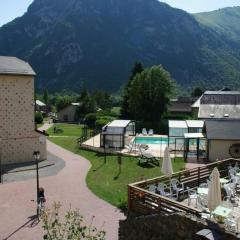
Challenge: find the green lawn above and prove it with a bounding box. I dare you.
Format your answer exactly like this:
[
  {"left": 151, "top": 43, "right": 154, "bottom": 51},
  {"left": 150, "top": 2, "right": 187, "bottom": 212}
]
[
  {"left": 49, "top": 136, "right": 185, "bottom": 207},
  {"left": 47, "top": 123, "right": 84, "bottom": 137}
]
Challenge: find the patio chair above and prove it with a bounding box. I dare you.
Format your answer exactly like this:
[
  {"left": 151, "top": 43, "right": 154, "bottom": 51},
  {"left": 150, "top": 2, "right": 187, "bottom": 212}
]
[
  {"left": 148, "top": 129, "right": 154, "bottom": 136},
  {"left": 142, "top": 128, "right": 147, "bottom": 136},
  {"left": 170, "top": 179, "right": 184, "bottom": 199},
  {"left": 225, "top": 216, "right": 237, "bottom": 232},
  {"left": 234, "top": 162, "right": 239, "bottom": 172},
  {"left": 187, "top": 187, "right": 198, "bottom": 208},
  {"left": 125, "top": 142, "right": 141, "bottom": 154},
  {"left": 148, "top": 184, "right": 156, "bottom": 193},
  {"left": 199, "top": 183, "right": 208, "bottom": 188},
  {"left": 157, "top": 183, "right": 172, "bottom": 198}
]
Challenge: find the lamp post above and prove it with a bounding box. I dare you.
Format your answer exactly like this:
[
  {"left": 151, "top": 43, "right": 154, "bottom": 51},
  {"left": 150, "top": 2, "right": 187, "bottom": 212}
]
[
  {"left": 33, "top": 151, "right": 40, "bottom": 216},
  {"left": 0, "top": 138, "right": 2, "bottom": 184}
]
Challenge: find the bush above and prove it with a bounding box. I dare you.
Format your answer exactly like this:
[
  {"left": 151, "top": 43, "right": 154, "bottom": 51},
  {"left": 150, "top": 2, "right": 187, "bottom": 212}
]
[
  {"left": 84, "top": 113, "right": 97, "bottom": 128},
  {"left": 35, "top": 111, "right": 43, "bottom": 124},
  {"left": 41, "top": 202, "right": 105, "bottom": 240},
  {"left": 95, "top": 116, "right": 115, "bottom": 130}
]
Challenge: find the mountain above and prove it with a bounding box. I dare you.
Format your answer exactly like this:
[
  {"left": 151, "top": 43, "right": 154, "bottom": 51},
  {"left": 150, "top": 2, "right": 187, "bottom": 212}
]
[
  {"left": 1, "top": 0, "right": 240, "bottom": 92},
  {"left": 194, "top": 7, "right": 240, "bottom": 43}
]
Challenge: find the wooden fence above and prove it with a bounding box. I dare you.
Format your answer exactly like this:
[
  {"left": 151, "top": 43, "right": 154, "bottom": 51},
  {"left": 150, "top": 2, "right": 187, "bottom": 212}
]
[{"left": 128, "top": 158, "right": 240, "bottom": 216}]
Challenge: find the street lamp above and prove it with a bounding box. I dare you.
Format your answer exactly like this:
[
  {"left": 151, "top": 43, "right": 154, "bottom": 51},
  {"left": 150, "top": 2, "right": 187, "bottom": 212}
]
[
  {"left": 33, "top": 151, "right": 40, "bottom": 216},
  {"left": 0, "top": 138, "right": 2, "bottom": 184}
]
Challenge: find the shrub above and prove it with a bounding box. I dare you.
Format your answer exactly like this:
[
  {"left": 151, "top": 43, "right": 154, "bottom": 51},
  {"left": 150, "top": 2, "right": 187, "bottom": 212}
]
[
  {"left": 35, "top": 111, "right": 43, "bottom": 124},
  {"left": 84, "top": 113, "right": 97, "bottom": 128},
  {"left": 41, "top": 202, "right": 105, "bottom": 240},
  {"left": 95, "top": 116, "right": 115, "bottom": 130}
]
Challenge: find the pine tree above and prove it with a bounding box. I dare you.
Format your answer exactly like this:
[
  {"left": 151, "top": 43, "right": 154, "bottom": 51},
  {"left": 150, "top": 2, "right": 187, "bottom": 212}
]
[{"left": 120, "top": 62, "right": 144, "bottom": 119}]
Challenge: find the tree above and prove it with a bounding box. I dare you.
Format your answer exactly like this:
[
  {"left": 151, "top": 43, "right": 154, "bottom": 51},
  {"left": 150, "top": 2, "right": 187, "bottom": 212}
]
[
  {"left": 120, "top": 62, "right": 144, "bottom": 119},
  {"left": 43, "top": 89, "right": 49, "bottom": 105},
  {"left": 35, "top": 111, "right": 43, "bottom": 124},
  {"left": 191, "top": 87, "right": 203, "bottom": 97},
  {"left": 128, "top": 65, "right": 174, "bottom": 122},
  {"left": 76, "top": 89, "right": 96, "bottom": 119},
  {"left": 92, "top": 91, "right": 112, "bottom": 111}
]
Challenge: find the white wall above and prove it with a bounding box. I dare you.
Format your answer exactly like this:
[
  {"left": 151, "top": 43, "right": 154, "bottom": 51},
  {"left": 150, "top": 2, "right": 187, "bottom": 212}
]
[{"left": 209, "top": 140, "right": 240, "bottom": 162}]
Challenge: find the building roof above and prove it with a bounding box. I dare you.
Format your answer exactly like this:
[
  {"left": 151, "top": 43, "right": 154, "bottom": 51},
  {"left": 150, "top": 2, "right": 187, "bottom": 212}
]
[
  {"left": 186, "top": 120, "right": 204, "bottom": 128},
  {"left": 168, "top": 120, "right": 187, "bottom": 129},
  {"left": 169, "top": 97, "right": 193, "bottom": 113},
  {"left": 71, "top": 103, "right": 80, "bottom": 106},
  {"left": 184, "top": 133, "right": 205, "bottom": 139},
  {"left": 191, "top": 96, "right": 201, "bottom": 108},
  {"left": 205, "top": 120, "right": 240, "bottom": 140},
  {"left": 200, "top": 91, "right": 240, "bottom": 105},
  {"left": 36, "top": 100, "right": 46, "bottom": 106},
  {"left": 0, "top": 56, "right": 36, "bottom": 76},
  {"left": 198, "top": 104, "right": 240, "bottom": 119},
  {"left": 107, "top": 120, "right": 132, "bottom": 128}
]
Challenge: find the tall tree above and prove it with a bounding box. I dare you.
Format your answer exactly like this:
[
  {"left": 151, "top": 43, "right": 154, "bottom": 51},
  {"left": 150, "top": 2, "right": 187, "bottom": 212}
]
[
  {"left": 128, "top": 65, "right": 174, "bottom": 122},
  {"left": 43, "top": 89, "right": 49, "bottom": 105},
  {"left": 92, "top": 91, "right": 113, "bottom": 111},
  {"left": 191, "top": 87, "right": 203, "bottom": 97},
  {"left": 120, "top": 62, "right": 144, "bottom": 119}
]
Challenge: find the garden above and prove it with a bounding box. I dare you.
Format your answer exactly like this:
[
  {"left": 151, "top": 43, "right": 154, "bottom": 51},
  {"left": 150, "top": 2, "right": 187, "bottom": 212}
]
[{"left": 47, "top": 124, "right": 185, "bottom": 208}]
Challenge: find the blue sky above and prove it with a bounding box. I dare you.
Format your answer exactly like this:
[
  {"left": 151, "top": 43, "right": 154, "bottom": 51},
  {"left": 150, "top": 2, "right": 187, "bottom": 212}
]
[
  {"left": 161, "top": 0, "right": 240, "bottom": 13},
  {"left": 0, "top": 0, "right": 240, "bottom": 26},
  {"left": 0, "top": 0, "right": 34, "bottom": 27}
]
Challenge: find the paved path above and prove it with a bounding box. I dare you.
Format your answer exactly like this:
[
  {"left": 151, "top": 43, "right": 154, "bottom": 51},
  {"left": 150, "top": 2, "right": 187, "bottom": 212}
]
[{"left": 0, "top": 123, "right": 125, "bottom": 240}]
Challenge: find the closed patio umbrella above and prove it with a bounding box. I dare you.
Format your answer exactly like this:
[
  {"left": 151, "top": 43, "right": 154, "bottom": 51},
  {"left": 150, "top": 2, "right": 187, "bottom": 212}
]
[
  {"left": 161, "top": 146, "right": 173, "bottom": 177},
  {"left": 208, "top": 167, "right": 221, "bottom": 212}
]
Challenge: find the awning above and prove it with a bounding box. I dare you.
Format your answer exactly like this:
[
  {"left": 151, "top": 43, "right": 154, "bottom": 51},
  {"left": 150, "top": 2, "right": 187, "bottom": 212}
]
[
  {"left": 184, "top": 133, "right": 205, "bottom": 139},
  {"left": 186, "top": 120, "right": 204, "bottom": 128},
  {"left": 168, "top": 120, "right": 187, "bottom": 128}
]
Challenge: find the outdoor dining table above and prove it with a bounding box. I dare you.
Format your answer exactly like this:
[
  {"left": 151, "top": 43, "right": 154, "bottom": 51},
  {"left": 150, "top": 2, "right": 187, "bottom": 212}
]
[
  {"left": 212, "top": 205, "right": 232, "bottom": 218},
  {"left": 220, "top": 178, "right": 229, "bottom": 185},
  {"left": 197, "top": 187, "right": 208, "bottom": 195}
]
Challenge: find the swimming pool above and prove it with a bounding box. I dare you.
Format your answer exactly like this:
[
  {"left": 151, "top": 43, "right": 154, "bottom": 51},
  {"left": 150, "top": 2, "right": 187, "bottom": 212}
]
[{"left": 134, "top": 136, "right": 169, "bottom": 145}]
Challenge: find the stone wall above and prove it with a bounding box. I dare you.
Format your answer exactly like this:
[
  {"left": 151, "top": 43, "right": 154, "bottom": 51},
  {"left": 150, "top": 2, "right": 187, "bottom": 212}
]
[
  {"left": 119, "top": 212, "right": 238, "bottom": 240},
  {"left": 0, "top": 74, "right": 46, "bottom": 164}
]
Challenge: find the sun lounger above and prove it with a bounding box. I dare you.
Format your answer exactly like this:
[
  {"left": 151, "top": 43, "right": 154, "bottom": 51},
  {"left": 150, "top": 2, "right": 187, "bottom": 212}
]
[
  {"left": 142, "top": 128, "right": 147, "bottom": 135},
  {"left": 148, "top": 129, "right": 154, "bottom": 136}
]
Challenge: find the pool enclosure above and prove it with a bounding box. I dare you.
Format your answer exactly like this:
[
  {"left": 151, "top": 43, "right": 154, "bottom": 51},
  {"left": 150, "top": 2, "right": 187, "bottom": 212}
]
[
  {"left": 168, "top": 120, "right": 206, "bottom": 159},
  {"left": 100, "top": 120, "right": 135, "bottom": 148}
]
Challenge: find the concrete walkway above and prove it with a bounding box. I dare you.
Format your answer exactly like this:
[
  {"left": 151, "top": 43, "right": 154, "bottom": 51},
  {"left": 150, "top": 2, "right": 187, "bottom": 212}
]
[{"left": 0, "top": 123, "right": 125, "bottom": 240}]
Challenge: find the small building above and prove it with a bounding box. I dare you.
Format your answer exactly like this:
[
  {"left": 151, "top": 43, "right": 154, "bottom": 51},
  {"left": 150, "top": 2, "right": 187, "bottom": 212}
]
[
  {"left": 204, "top": 120, "right": 240, "bottom": 161},
  {"left": 100, "top": 120, "right": 135, "bottom": 148},
  {"left": 0, "top": 56, "right": 46, "bottom": 165},
  {"left": 168, "top": 120, "right": 188, "bottom": 138},
  {"left": 169, "top": 97, "right": 193, "bottom": 116},
  {"left": 186, "top": 120, "right": 204, "bottom": 133},
  {"left": 57, "top": 103, "right": 80, "bottom": 122},
  {"left": 192, "top": 91, "right": 240, "bottom": 119},
  {"left": 36, "top": 100, "right": 46, "bottom": 114}
]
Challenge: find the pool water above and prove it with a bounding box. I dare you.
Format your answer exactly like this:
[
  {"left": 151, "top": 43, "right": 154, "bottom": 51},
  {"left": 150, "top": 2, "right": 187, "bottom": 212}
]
[{"left": 134, "top": 137, "right": 168, "bottom": 144}]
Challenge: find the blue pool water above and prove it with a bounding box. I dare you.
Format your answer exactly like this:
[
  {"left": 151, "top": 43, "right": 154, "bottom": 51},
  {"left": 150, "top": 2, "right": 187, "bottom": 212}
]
[{"left": 134, "top": 137, "right": 168, "bottom": 144}]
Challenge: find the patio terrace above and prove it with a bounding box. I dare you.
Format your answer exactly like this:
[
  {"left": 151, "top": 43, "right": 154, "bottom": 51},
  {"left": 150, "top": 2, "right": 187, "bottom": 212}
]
[{"left": 128, "top": 158, "right": 239, "bottom": 219}]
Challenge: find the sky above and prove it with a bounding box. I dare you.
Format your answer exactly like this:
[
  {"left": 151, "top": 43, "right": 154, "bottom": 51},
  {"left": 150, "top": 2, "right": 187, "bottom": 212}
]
[
  {"left": 161, "top": 0, "right": 240, "bottom": 13},
  {"left": 0, "top": 0, "right": 240, "bottom": 27}
]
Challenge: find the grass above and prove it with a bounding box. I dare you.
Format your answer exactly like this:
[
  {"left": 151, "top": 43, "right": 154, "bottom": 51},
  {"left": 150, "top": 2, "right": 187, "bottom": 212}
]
[
  {"left": 49, "top": 135, "right": 185, "bottom": 207},
  {"left": 47, "top": 123, "right": 85, "bottom": 137}
]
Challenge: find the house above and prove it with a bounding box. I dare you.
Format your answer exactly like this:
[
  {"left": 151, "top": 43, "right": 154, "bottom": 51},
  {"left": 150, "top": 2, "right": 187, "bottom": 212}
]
[
  {"left": 204, "top": 120, "right": 240, "bottom": 162},
  {"left": 0, "top": 56, "right": 46, "bottom": 165},
  {"left": 168, "top": 97, "right": 193, "bottom": 116},
  {"left": 192, "top": 91, "right": 240, "bottom": 119},
  {"left": 36, "top": 100, "right": 46, "bottom": 114},
  {"left": 57, "top": 103, "right": 80, "bottom": 122}
]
